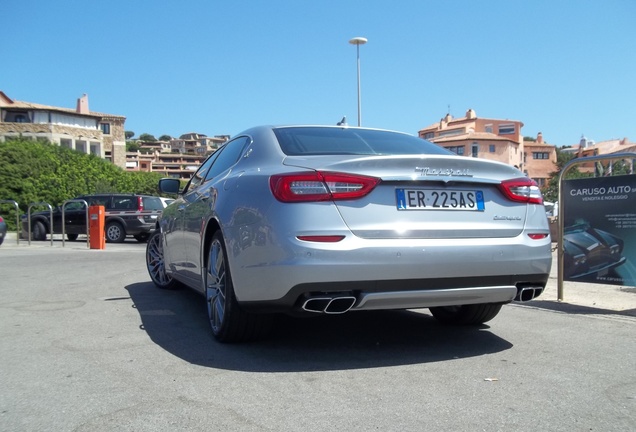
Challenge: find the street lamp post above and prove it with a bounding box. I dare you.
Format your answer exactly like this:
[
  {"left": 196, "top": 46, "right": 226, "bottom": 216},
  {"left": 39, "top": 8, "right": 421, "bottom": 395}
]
[{"left": 349, "top": 37, "right": 367, "bottom": 127}]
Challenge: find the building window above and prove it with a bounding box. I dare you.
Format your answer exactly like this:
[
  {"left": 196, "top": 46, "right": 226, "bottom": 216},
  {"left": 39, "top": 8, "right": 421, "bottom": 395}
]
[
  {"left": 90, "top": 142, "right": 101, "bottom": 156},
  {"left": 60, "top": 138, "right": 73, "bottom": 149},
  {"left": 76, "top": 140, "right": 87, "bottom": 154},
  {"left": 472, "top": 144, "right": 479, "bottom": 158},
  {"left": 489, "top": 144, "right": 495, "bottom": 153},
  {"left": 423, "top": 132, "right": 435, "bottom": 140},
  {"left": 533, "top": 152, "right": 549, "bottom": 159},
  {"left": 100, "top": 123, "right": 111, "bottom": 135},
  {"left": 445, "top": 146, "right": 465, "bottom": 155},
  {"left": 485, "top": 125, "right": 493, "bottom": 133},
  {"left": 438, "top": 128, "right": 464, "bottom": 137},
  {"left": 498, "top": 124, "right": 515, "bottom": 135}
]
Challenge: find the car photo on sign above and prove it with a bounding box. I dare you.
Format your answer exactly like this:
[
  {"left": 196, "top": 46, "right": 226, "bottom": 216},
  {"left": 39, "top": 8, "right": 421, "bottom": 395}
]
[
  {"left": 563, "top": 220, "right": 627, "bottom": 280},
  {"left": 145, "top": 125, "right": 552, "bottom": 342}
]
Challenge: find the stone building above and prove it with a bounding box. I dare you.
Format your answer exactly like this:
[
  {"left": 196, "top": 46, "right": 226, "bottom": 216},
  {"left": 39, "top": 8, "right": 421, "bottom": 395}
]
[{"left": 0, "top": 91, "right": 127, "bottom": 168}]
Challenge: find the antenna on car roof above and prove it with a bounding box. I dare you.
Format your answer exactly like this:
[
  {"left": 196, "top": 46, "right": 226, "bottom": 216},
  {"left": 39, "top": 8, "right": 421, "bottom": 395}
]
[{"left": 337, "top": 116, "right": 347, "bottom": 126}]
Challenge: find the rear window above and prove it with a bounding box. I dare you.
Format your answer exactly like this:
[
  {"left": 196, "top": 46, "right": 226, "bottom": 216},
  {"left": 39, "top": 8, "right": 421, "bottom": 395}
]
[
  {"left": 112, "top": 197, "right": 136, "bottom": 210},
  {"left": 273, "top": 127, "right": 452, "bottom": 156},
  {"left": 142, "top": 196, "right": 164, "bottom": 211}
]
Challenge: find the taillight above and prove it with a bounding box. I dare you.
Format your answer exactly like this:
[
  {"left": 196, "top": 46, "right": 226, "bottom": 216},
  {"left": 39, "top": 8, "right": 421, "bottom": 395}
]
[
  {"left": 137, "top": 196, "right": 144, "bottom": 211},
  {"left": 499, "top": 178, "right": 543, "bottom": 204},
  {"left": 528, "top": 233, "right": 549, "bottom": 240},
  {"left": 270, "top": 172, "right": 380, "bottom": 203}
]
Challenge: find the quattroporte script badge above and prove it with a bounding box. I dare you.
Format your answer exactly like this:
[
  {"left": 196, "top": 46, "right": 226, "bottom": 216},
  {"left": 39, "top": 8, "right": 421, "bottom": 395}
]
[{"left": 415, "top": 167, "right": 473, "bottom": 177}]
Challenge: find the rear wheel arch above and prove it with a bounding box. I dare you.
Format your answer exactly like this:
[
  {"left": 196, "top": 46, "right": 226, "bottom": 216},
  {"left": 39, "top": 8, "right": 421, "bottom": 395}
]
[
  {"left": 202, "top": 218, "right": 222, "bottom": 283},
  {"left": 205, "top": 230, "right": 272, "bottom": 342}
]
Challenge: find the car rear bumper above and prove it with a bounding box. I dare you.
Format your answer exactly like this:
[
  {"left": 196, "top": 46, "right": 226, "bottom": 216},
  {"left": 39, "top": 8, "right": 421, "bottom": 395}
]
[
  {"left": 230, "top": 235, "right": 552, "bottom": 311},
  {"left": 240, "top": 272, "right": 549, "bottom": 314}
]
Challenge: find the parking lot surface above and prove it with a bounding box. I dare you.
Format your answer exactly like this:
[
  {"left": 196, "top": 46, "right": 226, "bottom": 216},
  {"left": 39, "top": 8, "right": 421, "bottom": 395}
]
[{"left": 1, "top": 235, "right": 635, "bottom": 431}]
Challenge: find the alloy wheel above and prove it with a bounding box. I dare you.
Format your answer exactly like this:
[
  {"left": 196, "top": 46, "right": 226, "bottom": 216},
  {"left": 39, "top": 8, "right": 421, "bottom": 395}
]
[
  {"left": 146, "top": 231, "right": 172, "bottom": 286},
  {"left": 206, "top": 238, "right": 227, "bottom": 334}
]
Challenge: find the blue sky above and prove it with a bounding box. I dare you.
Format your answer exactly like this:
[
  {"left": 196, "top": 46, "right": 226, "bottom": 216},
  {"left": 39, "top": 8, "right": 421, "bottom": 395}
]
[{"left": 3, "top": 0, "right": 635, "bottom": 146}]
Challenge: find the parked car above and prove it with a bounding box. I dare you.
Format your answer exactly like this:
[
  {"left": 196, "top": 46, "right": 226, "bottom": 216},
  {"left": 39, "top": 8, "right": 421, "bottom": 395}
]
[
  {"left": 22, "top": 194, "right": 164, "bottom": 243},
  {"left": 544, "top": 201, "right": 559, "bottom": 218},
  {"left": 0, "top": 215, "right": 6, "bottom": 246},
  {"left": 146, "top": 125, "right": 552, "bottom": 342},
  {"left": 563, "top": 220, "right": 626, "bottom": 279}
]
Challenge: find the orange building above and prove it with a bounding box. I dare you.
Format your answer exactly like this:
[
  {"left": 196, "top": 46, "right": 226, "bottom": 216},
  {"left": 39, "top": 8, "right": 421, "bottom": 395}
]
[{"left": 418, "top": 109, "right": 557, "bottom": 187}]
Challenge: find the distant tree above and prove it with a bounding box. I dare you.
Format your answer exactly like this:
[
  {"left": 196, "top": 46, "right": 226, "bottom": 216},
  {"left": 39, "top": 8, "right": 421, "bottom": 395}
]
[
  {"left": 159, "top": 134, "right": 172, "bottom": 141},
  {"left": 126, "top": 141, "right": 140, "bottom": 152},
  {"left": 139, "top": 133, "right": 156, "bottom": 142},
  {"left": 542, "top": 148, "right": 591, "bottom": 203},
  {"left": 125, "top": 131, "right": 135, "bottom": 140}
]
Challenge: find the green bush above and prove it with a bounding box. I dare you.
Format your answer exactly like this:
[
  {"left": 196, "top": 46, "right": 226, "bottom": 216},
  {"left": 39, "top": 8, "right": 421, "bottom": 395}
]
[{"left": 0, "top": 138, "right": 164, "bottom": 231}]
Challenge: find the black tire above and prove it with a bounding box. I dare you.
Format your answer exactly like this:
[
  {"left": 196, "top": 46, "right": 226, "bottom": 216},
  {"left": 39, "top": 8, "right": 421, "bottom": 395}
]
[
  {"left": 429, "top": 303, "right": 503, "bottom": 325},
  {"left": 32, "top": 221, "right": 47, "bottom": 241},
  {"left": 205, "top": 231, "right": 272, "bottom": 342},
  {"left": 105, "top": 221, "right": 126, "bottom": 243},
  {"left": 67, "top": 234, "right": 79, "bottom": 241},
  {"left": 134, "top": 234, "right": 150, "bottom": 243},
  {"left": 146, "top": 230, "right": 179, "bottom": 290}
]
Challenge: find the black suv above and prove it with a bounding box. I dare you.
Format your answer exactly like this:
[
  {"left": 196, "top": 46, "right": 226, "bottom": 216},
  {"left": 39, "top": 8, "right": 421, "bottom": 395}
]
[{"left": 22, "top": 194, "right": 164, "bottom": 243}]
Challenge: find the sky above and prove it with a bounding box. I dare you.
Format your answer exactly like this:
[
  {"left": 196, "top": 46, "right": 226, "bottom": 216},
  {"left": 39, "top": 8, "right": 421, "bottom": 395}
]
[{"left": 2, "top": 0, "right": 635, "bottom": 146}]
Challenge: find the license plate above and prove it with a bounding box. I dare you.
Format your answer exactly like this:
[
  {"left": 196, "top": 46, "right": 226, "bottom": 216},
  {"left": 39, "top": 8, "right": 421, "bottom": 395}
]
[{"left": 396, "top": 189, "right": 485, "bottom": 211}]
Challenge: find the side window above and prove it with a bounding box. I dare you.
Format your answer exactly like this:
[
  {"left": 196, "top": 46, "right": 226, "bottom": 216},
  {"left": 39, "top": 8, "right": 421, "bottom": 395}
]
[
  {"left": 184, "top": 151, "right": 221, "bottom": 193},
  {"left": 65, "top": 201, "right": 85, "bottom": 211},
  {"left": 142, "top": 196, "right": 163, "bottom": 210},
  {"left": 205, "top": 137, "right": 249, "bottom": 181},
  {"left": 88, "top": 196, "right": 110, "bottom": 208},
  {"left": 113, "top": 197, "right": 134, "bottom": 210}
]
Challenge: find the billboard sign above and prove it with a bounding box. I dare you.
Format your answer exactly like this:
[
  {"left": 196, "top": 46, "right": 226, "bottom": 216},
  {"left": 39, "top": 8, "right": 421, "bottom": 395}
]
[{"left": 562, "top": 174, "right": 636, "bottom": 286}]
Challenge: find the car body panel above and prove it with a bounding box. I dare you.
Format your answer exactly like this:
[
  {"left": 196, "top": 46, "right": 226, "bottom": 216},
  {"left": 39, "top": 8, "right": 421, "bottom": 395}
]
[{"left": 281, "top": 154, "right": 528, "bottom": 239}]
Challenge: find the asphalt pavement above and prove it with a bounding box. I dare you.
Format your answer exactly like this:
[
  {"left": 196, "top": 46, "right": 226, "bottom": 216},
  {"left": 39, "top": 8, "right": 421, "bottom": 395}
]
[{"left": 1, "top": 231, "right": 635, "bottom": 431}]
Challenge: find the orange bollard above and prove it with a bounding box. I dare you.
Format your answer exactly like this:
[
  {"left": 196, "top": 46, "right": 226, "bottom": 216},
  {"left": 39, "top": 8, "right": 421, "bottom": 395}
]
[{"left": 88, "top": 205, "right": 106, "bottom": 249}]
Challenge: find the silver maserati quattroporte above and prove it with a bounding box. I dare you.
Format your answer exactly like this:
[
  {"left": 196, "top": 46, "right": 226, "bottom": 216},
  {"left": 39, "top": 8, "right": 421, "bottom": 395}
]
[{"left": 146, "top": 125, "right": 552, "bottom": 342}]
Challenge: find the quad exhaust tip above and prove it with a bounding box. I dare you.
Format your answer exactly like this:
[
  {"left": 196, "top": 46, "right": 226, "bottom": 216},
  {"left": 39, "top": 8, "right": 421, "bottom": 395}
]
[{"left": 302, "top": 296, "right": 357, "bottom": 314}]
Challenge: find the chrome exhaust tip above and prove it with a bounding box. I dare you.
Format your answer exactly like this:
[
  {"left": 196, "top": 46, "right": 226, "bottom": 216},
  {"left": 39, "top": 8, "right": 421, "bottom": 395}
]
[
  {"left": 302, "top": 297, "right": 332, "bottom": 313},
  {"left": 515, "top": 286, "right": 544, "bottom": 302},
  {"left": 324, "top": 296, "right": 356, "bottom": 314},
  {"left": 301, "top": 295, "right": 357, "bottom": 314}
]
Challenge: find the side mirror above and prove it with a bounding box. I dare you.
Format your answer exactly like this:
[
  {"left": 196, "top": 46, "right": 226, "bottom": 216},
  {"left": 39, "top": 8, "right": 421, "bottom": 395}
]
[{"left": 159, "top": 178, "right": 181, "bottom": 195}]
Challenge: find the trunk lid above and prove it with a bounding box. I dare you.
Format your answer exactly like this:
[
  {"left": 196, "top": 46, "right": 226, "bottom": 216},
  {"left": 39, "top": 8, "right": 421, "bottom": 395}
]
[{"left": 283, "top": 154, "right": 529, "bottom": 239}]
